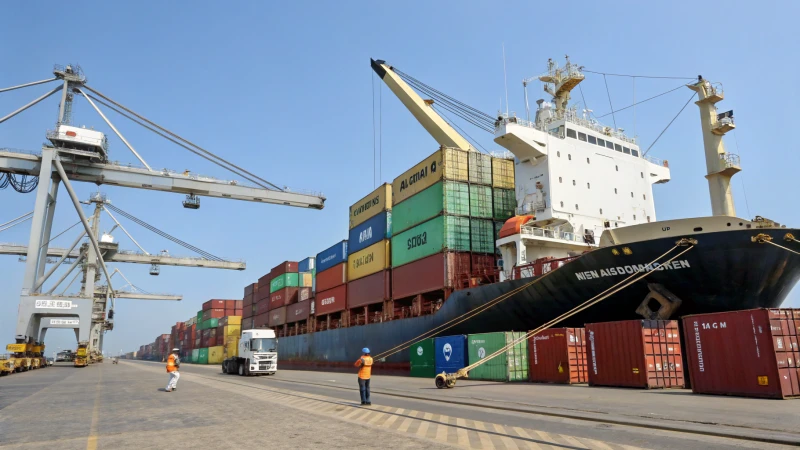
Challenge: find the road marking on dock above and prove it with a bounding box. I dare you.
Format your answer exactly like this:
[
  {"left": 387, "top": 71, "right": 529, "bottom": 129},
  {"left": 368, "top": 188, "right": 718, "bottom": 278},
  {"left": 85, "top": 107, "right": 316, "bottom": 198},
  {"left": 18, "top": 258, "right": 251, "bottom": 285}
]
[
  {"left": 124, "top": 362, "right": 648, "bottom": 450},
  {"left": 86, "top": 368, "right": 103, "bottom": 450}
]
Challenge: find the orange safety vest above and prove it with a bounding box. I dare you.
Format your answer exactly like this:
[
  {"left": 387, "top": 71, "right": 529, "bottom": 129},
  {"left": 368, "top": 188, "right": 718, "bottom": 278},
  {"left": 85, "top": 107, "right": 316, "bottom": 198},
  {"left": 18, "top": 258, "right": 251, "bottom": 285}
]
[
  {"left": 355, "top": 356, "right": 373, "bottom": 379},
  {"left": 166, "top": 354, "right": 178, "bottom": 373}
]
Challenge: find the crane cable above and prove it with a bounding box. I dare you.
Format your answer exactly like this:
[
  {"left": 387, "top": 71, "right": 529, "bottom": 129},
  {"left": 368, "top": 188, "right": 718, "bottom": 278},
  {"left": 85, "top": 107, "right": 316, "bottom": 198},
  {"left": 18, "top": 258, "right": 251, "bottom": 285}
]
[
  {"left": 374, "top": 239, "right": 692, "bottom": 362},
  {"left": 104, "top": 204, "right": 225, "bottom": 261},
  {"left": 456, "top": 240, "right": 696, "bottom": 376},
  {"left": 393, "top": 68, "right": 496, "bottom": 123},
  {"left": 432, "top": 105, "right": 491, "bottom": 153}
]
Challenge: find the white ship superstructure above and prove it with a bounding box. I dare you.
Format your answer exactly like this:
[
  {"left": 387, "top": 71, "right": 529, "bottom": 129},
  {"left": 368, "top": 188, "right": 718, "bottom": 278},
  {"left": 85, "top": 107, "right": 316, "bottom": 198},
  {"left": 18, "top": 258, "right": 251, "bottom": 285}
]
[{"left": 494, "top": 59, "right": 670, "bottom": 270}]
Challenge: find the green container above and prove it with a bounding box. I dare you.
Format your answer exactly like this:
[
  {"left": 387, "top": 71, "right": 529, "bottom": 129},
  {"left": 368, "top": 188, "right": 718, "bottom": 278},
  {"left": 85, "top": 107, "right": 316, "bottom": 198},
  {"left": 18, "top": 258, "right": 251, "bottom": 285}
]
[
  {"left": 203, "top": 318, "right": 219, "bottom": 330},
  {"left": 409, "top": 338, "right": 435, "bottom": 378},
  {"left": 196, "top": 310, "right": 203, "bottom": 323},
  {"left": 467, "top": 332, "right": 528, "bottom": 381},
  {"left": 392, "top": 181, "right": 469, "bottom": 234},
  {"left": 191, "top": 349, "right": 199, "bottom": 363},
  {"left": 468, "top": 152, "right": 492, "bottom": 185},
  {"left": 469, "top": 185, "right": 493, "bottom": 219},
  {"left": 494, "top": 221, "right": 504, "bottom": 255},
  {"left": 270, "top": 272, "right": 299, "bottom": 293},
  {"left": 391, "top": 215, "right": 470, "bottom": 267},
  {"left": 470, "top": 218, "right": 495, "bottom": 254},
  {"left": 492, "top": 188, "right": 516, "bottom": 220},
  {"left": 197, "top": 348, "right": 209, "bottom": 364}
]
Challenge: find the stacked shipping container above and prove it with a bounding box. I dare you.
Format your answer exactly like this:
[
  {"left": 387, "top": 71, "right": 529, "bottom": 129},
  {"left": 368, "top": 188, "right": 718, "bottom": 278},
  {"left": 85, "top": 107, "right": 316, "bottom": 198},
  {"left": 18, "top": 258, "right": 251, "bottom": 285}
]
[{"left": 314, "top": 241, "right": 349, "bottom": 331}]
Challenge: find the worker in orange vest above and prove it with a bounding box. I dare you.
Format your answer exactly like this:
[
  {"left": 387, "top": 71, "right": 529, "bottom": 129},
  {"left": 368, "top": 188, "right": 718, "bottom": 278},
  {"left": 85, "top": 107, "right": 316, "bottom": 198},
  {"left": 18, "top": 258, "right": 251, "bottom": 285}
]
[
  {"left": 165, "top": 348, "right": 181, "bottom": 392},
  {"left": 354, "top": 347, "right": 373, "bottom": 405}
]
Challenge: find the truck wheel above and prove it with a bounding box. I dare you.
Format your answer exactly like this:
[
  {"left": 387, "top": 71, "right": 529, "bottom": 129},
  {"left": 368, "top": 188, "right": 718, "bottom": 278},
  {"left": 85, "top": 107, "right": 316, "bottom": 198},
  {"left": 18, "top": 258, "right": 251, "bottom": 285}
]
[
  {"left": 222, "top": 362, "right": 228, "bottom": 374},
  {"left": 238, "top": 362, "right": 244, "bottom": 376}
]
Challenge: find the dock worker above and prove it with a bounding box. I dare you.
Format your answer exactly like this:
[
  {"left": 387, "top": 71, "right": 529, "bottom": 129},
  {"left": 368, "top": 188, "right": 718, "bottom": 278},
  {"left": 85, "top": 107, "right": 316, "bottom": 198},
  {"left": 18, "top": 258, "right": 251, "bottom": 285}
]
[
  {"left": 165, "top": 348, "right": 181, "bottom": 392},
  {"left": 354, "top": 347, "right": 373, "bottom": 405}
]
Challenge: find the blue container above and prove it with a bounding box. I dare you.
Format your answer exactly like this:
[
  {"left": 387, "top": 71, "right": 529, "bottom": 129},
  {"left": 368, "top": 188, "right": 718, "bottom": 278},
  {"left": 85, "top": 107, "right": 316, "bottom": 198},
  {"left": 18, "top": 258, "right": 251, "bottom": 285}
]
[
  {"left": 316, "top": 240, "right": 348, "bottom": 273},
  {"left": 348, "top": 211, "right": 392, "bottom": 254},
  {"left": 434, "top": 335, "right": 467, "bottom": 375},
  {"left": 298, "top": 257, "right": 316, "bottom": 273}
]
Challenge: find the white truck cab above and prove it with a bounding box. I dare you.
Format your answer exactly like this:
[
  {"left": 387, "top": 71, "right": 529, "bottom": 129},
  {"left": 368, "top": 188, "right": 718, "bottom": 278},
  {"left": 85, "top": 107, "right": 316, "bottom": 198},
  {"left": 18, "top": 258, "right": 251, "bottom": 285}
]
[{"left": 222, "top": 329, "right": 278, "bottom": 376}]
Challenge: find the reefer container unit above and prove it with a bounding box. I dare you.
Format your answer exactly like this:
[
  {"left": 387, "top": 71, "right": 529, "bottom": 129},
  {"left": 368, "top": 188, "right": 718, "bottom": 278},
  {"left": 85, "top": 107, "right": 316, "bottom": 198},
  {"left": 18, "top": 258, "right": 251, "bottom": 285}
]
[
  {"left": 467, "top": 332, "right": 528, "bottom": 381},
  {"left": 317, "top": 240, "right": 348, "bottom": 273},
  {"left": 271, "top": 261, "right": 298, "bottom": 277},
  {"left": 350, "top": 183, "right": 392, "bottom": 229},
  {"left": 410, "top": 338, "right": 435, "bottom": 378},
  {"left": 269, "top": 287, "right": 298, "bottom": 310},
  {"left": 391, "top": 181, "right": 470, "bottom": 235},
  {"left": 468, "top": 152, "right": 492, "bottom": 185},
  {"left": 393, "top": 147, "right": 469, "bottom": 205},
  {"left": 268, "top": 306, "right": 287, "bottom": 327},
  {"left": 315, "top": 284, "right": 347, "bottom": 315},
  {"left": 347, "top": 240, "right": 391, "bottom": 281},
  {"left": 392, "top": 252, "right": 470, "bottom": 299},
  {"left": 434, "top": 335, "right": 468, "bottom": 375},
  {"left": 491, "top": 156, "right": 515, "bottom": 189},
  {"left": 469, "top": 185, "right": 493, "bottom": 219},
  {"left": 682, "top": 308, "right": 800, "bottom": 399},
  {"left": 586, "top": 320, "right": 684, "bottom": 389},
  {"left": 492, "top": 188, "right": 516, "bottom": 221},
  {"left": 347, "top": 270, "right": 391, "bottom": 308},
  {"left": 298, "top": 257, "right": 316, "bottom": 273},
  {"left": 270, "top": 273, "right": 299, "bottom": 293},
  {"left": 316, "top": 263, "right": 347, "bottom": 292},
  {"left": 348, "top": 210, "right": 392, "bottom": 254},
  {"left": 287, "top": 301, "right": 311, "bottom": 323},
  {"left": 529, "top": 328, "right": 588, "bottom": 384},
  {"left": 391, "top": 215, "right": 470, "bottom": 267},
  {"left": 470, "top": 219, "right": 495, "bottom": 254}
]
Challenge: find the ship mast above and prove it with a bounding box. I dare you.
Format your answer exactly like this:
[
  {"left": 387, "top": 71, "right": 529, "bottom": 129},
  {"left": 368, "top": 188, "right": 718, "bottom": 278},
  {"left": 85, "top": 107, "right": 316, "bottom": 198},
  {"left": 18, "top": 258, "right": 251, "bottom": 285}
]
[
  {"left": 539, "top": 56, "right": 585, "bottom": 119},
  {"left": 687, "top": 78, "right": 740, "bottom": 216}
]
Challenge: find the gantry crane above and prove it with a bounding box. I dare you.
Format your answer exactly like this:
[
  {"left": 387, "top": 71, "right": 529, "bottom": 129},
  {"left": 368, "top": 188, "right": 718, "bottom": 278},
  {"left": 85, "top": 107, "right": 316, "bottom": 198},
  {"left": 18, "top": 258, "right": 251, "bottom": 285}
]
[{"left": 0, "top": 63, "right": 326, "bottom": 356}]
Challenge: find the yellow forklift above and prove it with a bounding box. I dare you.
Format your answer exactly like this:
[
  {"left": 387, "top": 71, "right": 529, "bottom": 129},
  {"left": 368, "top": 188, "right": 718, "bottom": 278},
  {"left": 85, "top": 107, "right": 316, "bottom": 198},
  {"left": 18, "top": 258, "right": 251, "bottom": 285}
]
[{"left": 74, "top": 342, "right": 89, "bottom": 368}]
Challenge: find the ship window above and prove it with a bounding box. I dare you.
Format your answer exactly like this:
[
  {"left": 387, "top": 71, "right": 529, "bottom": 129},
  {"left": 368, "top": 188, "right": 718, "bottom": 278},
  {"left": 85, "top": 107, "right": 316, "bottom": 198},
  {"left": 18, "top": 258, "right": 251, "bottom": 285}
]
[
  {"left": 559, "top": 177, "right": 562, "bottom": 183},
  {"left": 614, "top": 188, "right": 618, "bottom": 194},
  {"left": 588, "top": 135, "right": 597, "bottom": 145},
  {"left": 606, "top": 141, "right": 614, "bottom": 149},
  {"left": 634, "top": 215, "right": 637, "bottom": 220},
  {"left": 693, "top": 227, "right": 703, "bottom": 232},
  {"left": 600, "top": 208, "right": 603, "bottom": 214},
  {"left": 586, "top": 157, "right": 590, "bottom": 164},
  {"left": 615, "top": 222, "right": 618, "bottom": 226},
  {"left": 623, "top": 147, "right": 631, "bottom": 155},
  {"left": 615, "top": 144, "right": 622, "bottom": 152},
  {"left": 578, "top": 132, "right": 587, "bottom": 142},
  {"left": 572, "top": 180, "right": 576, "bottom": 186},
  {"left": 575, "top": 204, "right": 579, "bottom": 210},
  {"left": 643, "top": 194, "right": 646, "bottom": 200},
  {"left": 727, "top": 222, "right": 731, "bottom": 226},
  {"left": 647, "top": 216, "right": 651, "bottom": 222},
  {"left": 587, "top": 182, "right": 591, "bottom": 189},
  {"left": 641, "top": 172, "right": 644, "bottom": 178},
  {"left": 615, "top": 165, "right": 618, "bottom": 171},
  {"left": 597, "top": 138, "right": 606, "bottom": 147},
  {"left": 560, "top": 201, "right": 564, "bottom": 207},
  {"left": 568, "top": 154, "right": 572, "bottom": 160},
  {"left": 632, "top": 149, "right": 639, "bottom": 157},
  {"left": 557, "top": 151, "right": 561, "bottom": 157},
  {"left": 567, "top": 129, "right": 577, "bottom": 139},
  {"left": 631, "top": 192, "right": 634, "bottom": 198}
]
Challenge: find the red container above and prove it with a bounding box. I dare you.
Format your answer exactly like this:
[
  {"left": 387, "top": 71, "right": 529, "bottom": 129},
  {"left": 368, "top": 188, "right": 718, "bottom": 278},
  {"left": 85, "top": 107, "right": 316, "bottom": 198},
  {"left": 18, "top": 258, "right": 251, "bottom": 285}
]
[
  {"left": 268, "top": 306, "right": 287, "bottom": 327},
  {"left": 244, "top": 294, "right": 255, "bottom": 306},
  {"left": 254, "top": 311, "right": 270, "bottom": 328},
  {"left": 392, "top": 252, "right": 470, "bottom": 299},
  {"left": 254, "top": 299, "right": 271, "bottom": 315},
  {"left": 347, "top": 270, "right": 390, "bottom": 308},
  {"left": 529, "top": 328, "right": 588, "bottom": 384},
  {"left": 244, "top": 282, "right": 258, "bottom": 297},
  {"left": 202, "top": 308, "right": 225, "bottom": 321},
  {"left": 257, "top": 273, "right": 272, "bottom": 300},
  {"left": 271, "top": 261, "right": 299, "bottom": 277},
  {"left": 298, "top": 287, "right": 313, "bottom": 302},
  {"left": 316, "top": 263, "right": 347, "bottom": 292},
  {"left": 586, "top": 320, "right": 684, "bottom": 389},
  {"left": 683, "top": 308, "right": 800, "bottom": 399},
  {"left": 234, "top": 308, "right": 242, "bottom": 317},
  {"left": 287, "top": 301, "right": 310, "bottom": 323},
  {"left": 315, "top": 284, "right": 347, "bottom": 315},
  {"left": 224, "top": 308, "right": 236, "bottom": 317},
  {"left": 203, "top": 299, "right": 225, "bottom": 310},
  {"left": 471, "top": 254, "right": 496, "bottom": 273},
  {"left": 234, "top": 300, "right": 243, "bottom": 309},
  {"left": 270, "top": 287, "right": 298, "bottom": 310}
]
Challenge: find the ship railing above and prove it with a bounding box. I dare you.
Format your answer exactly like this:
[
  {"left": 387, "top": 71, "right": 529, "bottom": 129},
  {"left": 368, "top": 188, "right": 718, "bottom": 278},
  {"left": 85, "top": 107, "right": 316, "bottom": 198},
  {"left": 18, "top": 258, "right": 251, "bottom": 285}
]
[
  {"left": 512, "top": 255, "right": 579, "bottom": 280},
  {"left": 519, "top": 225, "right": 585, "bottom": 244},
  {"left": 719, "top": 152, "right": 740, "bottom": 169},
  {"left": 516, "top": 202, "right": 547, "bottom": 215},
  {"left": 644, "top": 155, "right": 670, "bottom": 168},
  {"left": 46, "top": 129, "right": 109, "bottom": 151}
]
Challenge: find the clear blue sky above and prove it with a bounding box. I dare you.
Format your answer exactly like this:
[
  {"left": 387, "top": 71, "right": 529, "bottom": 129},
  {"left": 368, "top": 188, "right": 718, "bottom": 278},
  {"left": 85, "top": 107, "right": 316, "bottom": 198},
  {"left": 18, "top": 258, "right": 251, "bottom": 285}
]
[{"left": 2, "top": 1, "right": 798, "bottom": 354}]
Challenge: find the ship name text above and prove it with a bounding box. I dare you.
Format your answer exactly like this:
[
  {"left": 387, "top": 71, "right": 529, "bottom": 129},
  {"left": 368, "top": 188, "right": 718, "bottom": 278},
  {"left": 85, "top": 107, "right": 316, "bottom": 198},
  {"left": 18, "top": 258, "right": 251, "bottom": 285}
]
[{"left": 574, "top": 260, "right": 690, "bottom": 281}]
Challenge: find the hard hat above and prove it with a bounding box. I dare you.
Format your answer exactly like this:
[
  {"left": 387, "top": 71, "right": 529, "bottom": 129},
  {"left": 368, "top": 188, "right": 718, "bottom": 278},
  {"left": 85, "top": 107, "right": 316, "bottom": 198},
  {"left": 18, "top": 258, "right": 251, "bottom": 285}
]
[
  {"left": 362, "top": 347, "right": 370, "bottom": 354},
  {"left": 172, "top": 348, "right": 179, "bottom": 352}
]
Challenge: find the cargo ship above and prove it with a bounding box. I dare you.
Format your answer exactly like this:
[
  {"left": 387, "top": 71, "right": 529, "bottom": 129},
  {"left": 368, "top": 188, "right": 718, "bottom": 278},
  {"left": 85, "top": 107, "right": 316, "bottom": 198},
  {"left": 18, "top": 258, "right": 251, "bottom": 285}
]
[{"left": 250, "top": 57, "right": 800, "bottom": 371}]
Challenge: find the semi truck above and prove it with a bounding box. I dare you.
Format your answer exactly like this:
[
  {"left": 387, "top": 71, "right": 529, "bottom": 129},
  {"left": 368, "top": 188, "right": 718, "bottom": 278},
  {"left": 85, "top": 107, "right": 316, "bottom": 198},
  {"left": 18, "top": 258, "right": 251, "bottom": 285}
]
[{"left": 221, "top": 328, "right": 277, "bottom": 376}]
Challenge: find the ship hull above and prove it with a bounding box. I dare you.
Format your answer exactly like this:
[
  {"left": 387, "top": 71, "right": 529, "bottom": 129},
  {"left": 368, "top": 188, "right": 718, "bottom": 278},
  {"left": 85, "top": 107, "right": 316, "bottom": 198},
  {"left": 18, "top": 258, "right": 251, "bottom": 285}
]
[{"left": 279, "top": 227, "right": 800, "bottom": 367}]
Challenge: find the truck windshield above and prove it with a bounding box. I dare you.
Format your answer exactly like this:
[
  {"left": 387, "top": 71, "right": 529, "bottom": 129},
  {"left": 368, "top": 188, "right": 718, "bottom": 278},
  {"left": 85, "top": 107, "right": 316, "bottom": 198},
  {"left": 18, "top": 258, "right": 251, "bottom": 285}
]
[{"left": 251, "top": 338, "right": 277, "bottom": 352}]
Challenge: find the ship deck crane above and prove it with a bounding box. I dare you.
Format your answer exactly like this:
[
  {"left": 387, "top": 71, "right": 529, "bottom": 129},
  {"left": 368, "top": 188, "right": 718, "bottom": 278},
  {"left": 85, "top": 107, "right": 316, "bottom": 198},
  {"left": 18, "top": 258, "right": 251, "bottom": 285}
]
[{"left": 0, "top": 63, "right": 326, "bottom": 355}]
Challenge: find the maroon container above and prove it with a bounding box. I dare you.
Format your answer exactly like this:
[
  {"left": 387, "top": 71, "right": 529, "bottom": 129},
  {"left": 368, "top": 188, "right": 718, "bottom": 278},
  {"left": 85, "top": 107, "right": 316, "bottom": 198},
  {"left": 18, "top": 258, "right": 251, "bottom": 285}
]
[
  {"left": 202, "top": 308, "right": 225, "bottom": 321},
  {"left": 254, "top": 311, "right": 270, "bottom": 328},
  {"left": 683, "top": 308, "right": 800, "bottom": 399},
  {"left": 271, "top": 261, "right": 299, "bottom": 277},
  {"left": 234, "top": 308, "right": 242, "bottom": 317},
  {"left": 316, "top": 263, "right": 347, "bottom": 292},
  {"left": 298, "top": 287, "right": 313, "bottom": 302},
  {"left": 243, "top": 293, "right": 255, "bottom": 307},
  {"left": 242, "top": 317, "right": 254, "bottom": 330},
  {"left": 270, "top": 287, "right": 298, "bottom": 310},
  {"left": 315, "top": 284, "right": 347, "bottom": 315},
  {"left": 471, "top": 254, "right": 496, "bottom": 273},
  {"left": 392, "top": 252, "right": 470, "bottom": 299},
  {"left": 347, "top": 270, "right": 390, "bottom": 308},
  {"left": 586, "top": 320, "right": 684, "bottom": 389},
  {"left": 203, "top": 300, "right": 225, "bottom": 310},
  {"left": 254, "top": 299, "right": 271, "bottom": 316},
  {"left": 287, "top": 301, "right": 310, "bottom": 323},
  {"left": 529, "top": 328, "right": 588, "bottom": 384},
  {"left": 244, "top": 282, "right": 258, "bottom": 297},
  {"left": 268, "top": 306, "right": 287, "bottom": 327},
  {"left": 257, "top": 273, "right": 272, "bottom": 299}
]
